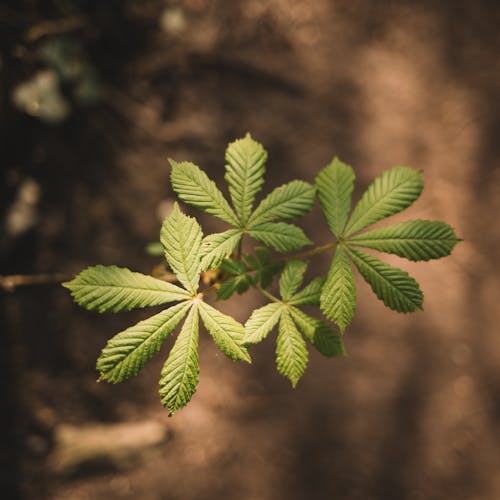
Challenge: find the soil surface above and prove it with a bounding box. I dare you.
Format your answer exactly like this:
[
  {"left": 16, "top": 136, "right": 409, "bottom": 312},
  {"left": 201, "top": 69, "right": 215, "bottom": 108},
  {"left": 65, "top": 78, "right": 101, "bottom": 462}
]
[{"left": 2, "top": 1, "right": 500, "bottom": 499}]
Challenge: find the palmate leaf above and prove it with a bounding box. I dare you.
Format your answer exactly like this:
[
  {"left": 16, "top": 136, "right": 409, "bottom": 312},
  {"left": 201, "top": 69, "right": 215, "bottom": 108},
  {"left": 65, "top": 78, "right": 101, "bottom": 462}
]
[
  {"left": 315, "top": 157, "right": 355, "bottom": 237},
  {"left": 97, "top": 301, "right": 191, "bottom": 383},
  {"left": 346, "top": 247, "right": 423, "bottom": 313},
  {"left": 344, "top": 167, "right": 423, "bottom": 236},
  {"left": 159, "top": 304, "right": 200, "bottom": 415},
  {"left": 63, "top": 265, "right": 191, "bottom": 313},
  {"left": 160, "top": 203, "right": 202, "bottom": 295},
  {"left": 225, "top": 133, "right": 267, "bottom": 225},
  {"left": 170, "top": 160, "right": 239, "bottom": 226},
  {"left": 289, "top": 307, "right": 345, "bottom": 357},
  {"left": 198, "top": 301, "right": 251, "bottom": 362},
  {"left": 320, "top": 247, "right": 356, "bottom": 332},
  {"left": 347, "top": 220, "right": 460, "bottom": 261},
  {"left": 244, "top": 302, "right": 283, "bottom": 344},
  {"left": 248, "top": 180, "right": 315, "bottom": 226},
  {"left": 279, "top": 260, "right": 308, "bottom": 302},
  {"left": 288, "top": 277, "right": 325, "bottom": 306},
  {"left": 276, "top": 310, "right": 308, "bottom": 387},
  {"left": 247, "top": 222, "right": 312, "bottom": 252},
  {"left": 200, "top": 229, "right": 242, "bottom": 271}
]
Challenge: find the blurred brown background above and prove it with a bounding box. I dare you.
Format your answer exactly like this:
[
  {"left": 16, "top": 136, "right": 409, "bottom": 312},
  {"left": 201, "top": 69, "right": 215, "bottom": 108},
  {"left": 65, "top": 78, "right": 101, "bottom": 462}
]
[{"left": 1, "top": 1, "right": 499, "bottom": 499}]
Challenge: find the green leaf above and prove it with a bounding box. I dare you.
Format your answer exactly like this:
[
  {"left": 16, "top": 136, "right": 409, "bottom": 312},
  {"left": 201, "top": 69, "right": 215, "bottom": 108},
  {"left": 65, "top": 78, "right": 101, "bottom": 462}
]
[
  {"left": 243, "top": 248, "right": 283, "bottom": 288},
  {"left": 320, "top": 248, "right": 356, "bottom": 331},
  {"left": 289, "top": 307, "right": 345, "bottom": 357},
  {"left": 63, "top": 265, "right": 191, "bottom": 313},
  {"left": 259, "top": 262, "right": 284, "bottom": 289},
  {"left": 244, "top": 302, "right": 283, "bottom": 344},
  {"left": 200, "top": 229, "right": 242, "bottom": 270},
  {"left": 347, "top": 220, "right": 460, "bottom": 261},
  {"left": 248, "top": 180, "right": 316, "bottom": 227},
  {"left": 220, "top": 258, "right": 246, "bottom": 276},
  {"left": 97, "top": 301, "right": 191, "bottom": 383},
  {"left": 276, "top": 310, "right": 308, "bottom": 387},
  {"left": 225, "top": 133, "right": 267, "bottom": 225},
  {"left": 159, "top": 304, "right": 200, "bottom": 415},
  {"left": 198, "top": 302, "right": 251, "bottom": 362},
  {"left": 346, "top": 247, "right": 423, "bottom": 313},
  {"left": 170, "top": 160, "right": 239, "bottom": 226},
  {"left": 288, "top": 277, "right": 325, "bottom": 306},
  {"left": 217, "top": 258, "right": 250, "bottom": 300},
  {"left": 344, "top": 167, "right": 424, "bottom": 236},
  {"left": 279, "top": 260, "right": 308, "bottom": 302},
  {"left": 315, "top": 157, "right": 355, "bottom": 237},
  {"left": 216, "top": 275, "right": 250, "bottom": 300},
  {"left": 247, "top": 222, "right": 312, "bottom": 252},
  {"left": 160, "top": 203, "right": 202, "bottom": 294}
]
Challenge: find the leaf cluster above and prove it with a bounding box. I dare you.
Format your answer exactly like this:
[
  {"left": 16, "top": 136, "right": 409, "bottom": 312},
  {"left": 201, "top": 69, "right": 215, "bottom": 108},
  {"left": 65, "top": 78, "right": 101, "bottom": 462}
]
[{"left": 63, "top": 135, "right": 460, "bottom": 414}]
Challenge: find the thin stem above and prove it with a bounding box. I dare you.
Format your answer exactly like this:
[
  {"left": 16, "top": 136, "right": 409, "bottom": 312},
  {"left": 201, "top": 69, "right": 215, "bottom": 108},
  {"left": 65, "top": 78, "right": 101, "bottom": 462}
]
[
  {"left": 0, "top": 273, "right": 71, "bottom": 291},
  {"left": 255, "top": 284, "right": 281, "bottom": 303},
  {"left": 278, "top": 241, "right": 337, "bottom": 263},
  {"left": 236, "top": 234, "right": 243, "bottom": 261}
]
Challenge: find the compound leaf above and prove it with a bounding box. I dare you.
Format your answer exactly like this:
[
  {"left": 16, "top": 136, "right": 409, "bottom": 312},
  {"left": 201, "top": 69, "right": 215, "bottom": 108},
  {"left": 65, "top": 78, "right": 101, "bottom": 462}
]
[
  {"left": 244, "top": 302, "right": 283, "bottom": 344},
  {"left": 315, "top": 157, "right": 355, "bottom": 237},
  {"left": 347, "top": 247, "right": 423, "bottom": 313},
  {"left": 248, "top": 222, "right": 312, "bottom": 252},
  {"left": 347, "top": 220, "right": 460, "bottom": 261},
  {"left": 198, "top": 301, "right": 251, "bottom": 362},
  {"left": 320, "top": 247, "right": 356, "bottom": 332},
  {"left": 344, "top": 167, "right": 423, "bottom": 236},
  {"left": 248, "top": 180, "right": 315, "bottom": 226},
  {"left": 160, "top": 203, "right": 202, "bottom": 294},
  {"left": 200, "top": 229, "right": 242, "bottom": 271},
  {"left": 276, "top": 310, "right": 308, "bottom": 387},
  {"left": 279, "top": 260, "right": 308, "bottom": 302},
  {"left": 97, "top": 301, "right": 191, "bottom": 383},
  {"left": 63, "top": 265, "right": 191, "bottom": 313},
  {"left": 288, "top": 277, "right": 325, "bottom": 306},
  {"left": 225, "top": 133, "right": 267, "bottom": 226},
  {"left": 170, "top": 160, "right": 239, "bottom": 226},
  {"left": 289, "top": 307, "right": 345, "bottom": 357},
  {"left": 159, "top": 304, "right": 200, "bottom": 415}
]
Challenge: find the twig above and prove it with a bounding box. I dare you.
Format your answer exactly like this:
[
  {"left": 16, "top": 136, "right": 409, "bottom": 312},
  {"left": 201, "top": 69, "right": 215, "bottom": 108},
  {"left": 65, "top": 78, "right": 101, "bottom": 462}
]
[
  {"left": 24, "top": 15, "right": 87, "bottom": 42},
  {"left": 0, "top": 273, "right": 71, "bottom": 292},
  {"left": 255, "top": 284, "right": 281, "bottom": 303},
  {"left": 277, "top": 242, "right": 337, "bottom": 263}
]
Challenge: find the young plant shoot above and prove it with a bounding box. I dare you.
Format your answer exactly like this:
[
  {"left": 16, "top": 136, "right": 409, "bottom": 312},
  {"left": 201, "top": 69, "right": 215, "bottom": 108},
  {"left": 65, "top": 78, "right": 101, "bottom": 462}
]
[{"left": 64, "top": 134, "right": 461, "bottom": 415}]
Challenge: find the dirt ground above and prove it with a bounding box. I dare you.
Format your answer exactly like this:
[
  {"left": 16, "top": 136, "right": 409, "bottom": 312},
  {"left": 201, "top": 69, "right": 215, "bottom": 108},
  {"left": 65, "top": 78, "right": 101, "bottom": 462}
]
[{"left": 2, "top": 1, "right": 500, "bottom": 499}]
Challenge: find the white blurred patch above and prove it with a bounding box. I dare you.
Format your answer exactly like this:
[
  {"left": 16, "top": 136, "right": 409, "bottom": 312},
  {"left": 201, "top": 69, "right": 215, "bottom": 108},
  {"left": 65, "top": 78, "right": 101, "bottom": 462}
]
[{"left": 6, "top": 177, "right": 42, "bottom": 237}]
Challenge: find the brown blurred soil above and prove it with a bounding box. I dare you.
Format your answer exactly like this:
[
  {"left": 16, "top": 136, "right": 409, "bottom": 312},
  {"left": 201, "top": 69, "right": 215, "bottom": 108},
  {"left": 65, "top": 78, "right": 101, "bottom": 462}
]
[{"left": 2, "top": 1, "right": 500, "bottom": 499}]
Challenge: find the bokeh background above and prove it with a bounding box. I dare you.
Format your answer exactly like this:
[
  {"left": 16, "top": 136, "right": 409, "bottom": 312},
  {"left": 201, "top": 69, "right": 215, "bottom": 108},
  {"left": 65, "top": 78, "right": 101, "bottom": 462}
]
[{"left": 1, "top": 1, "right": 499, "bottom": 499}]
